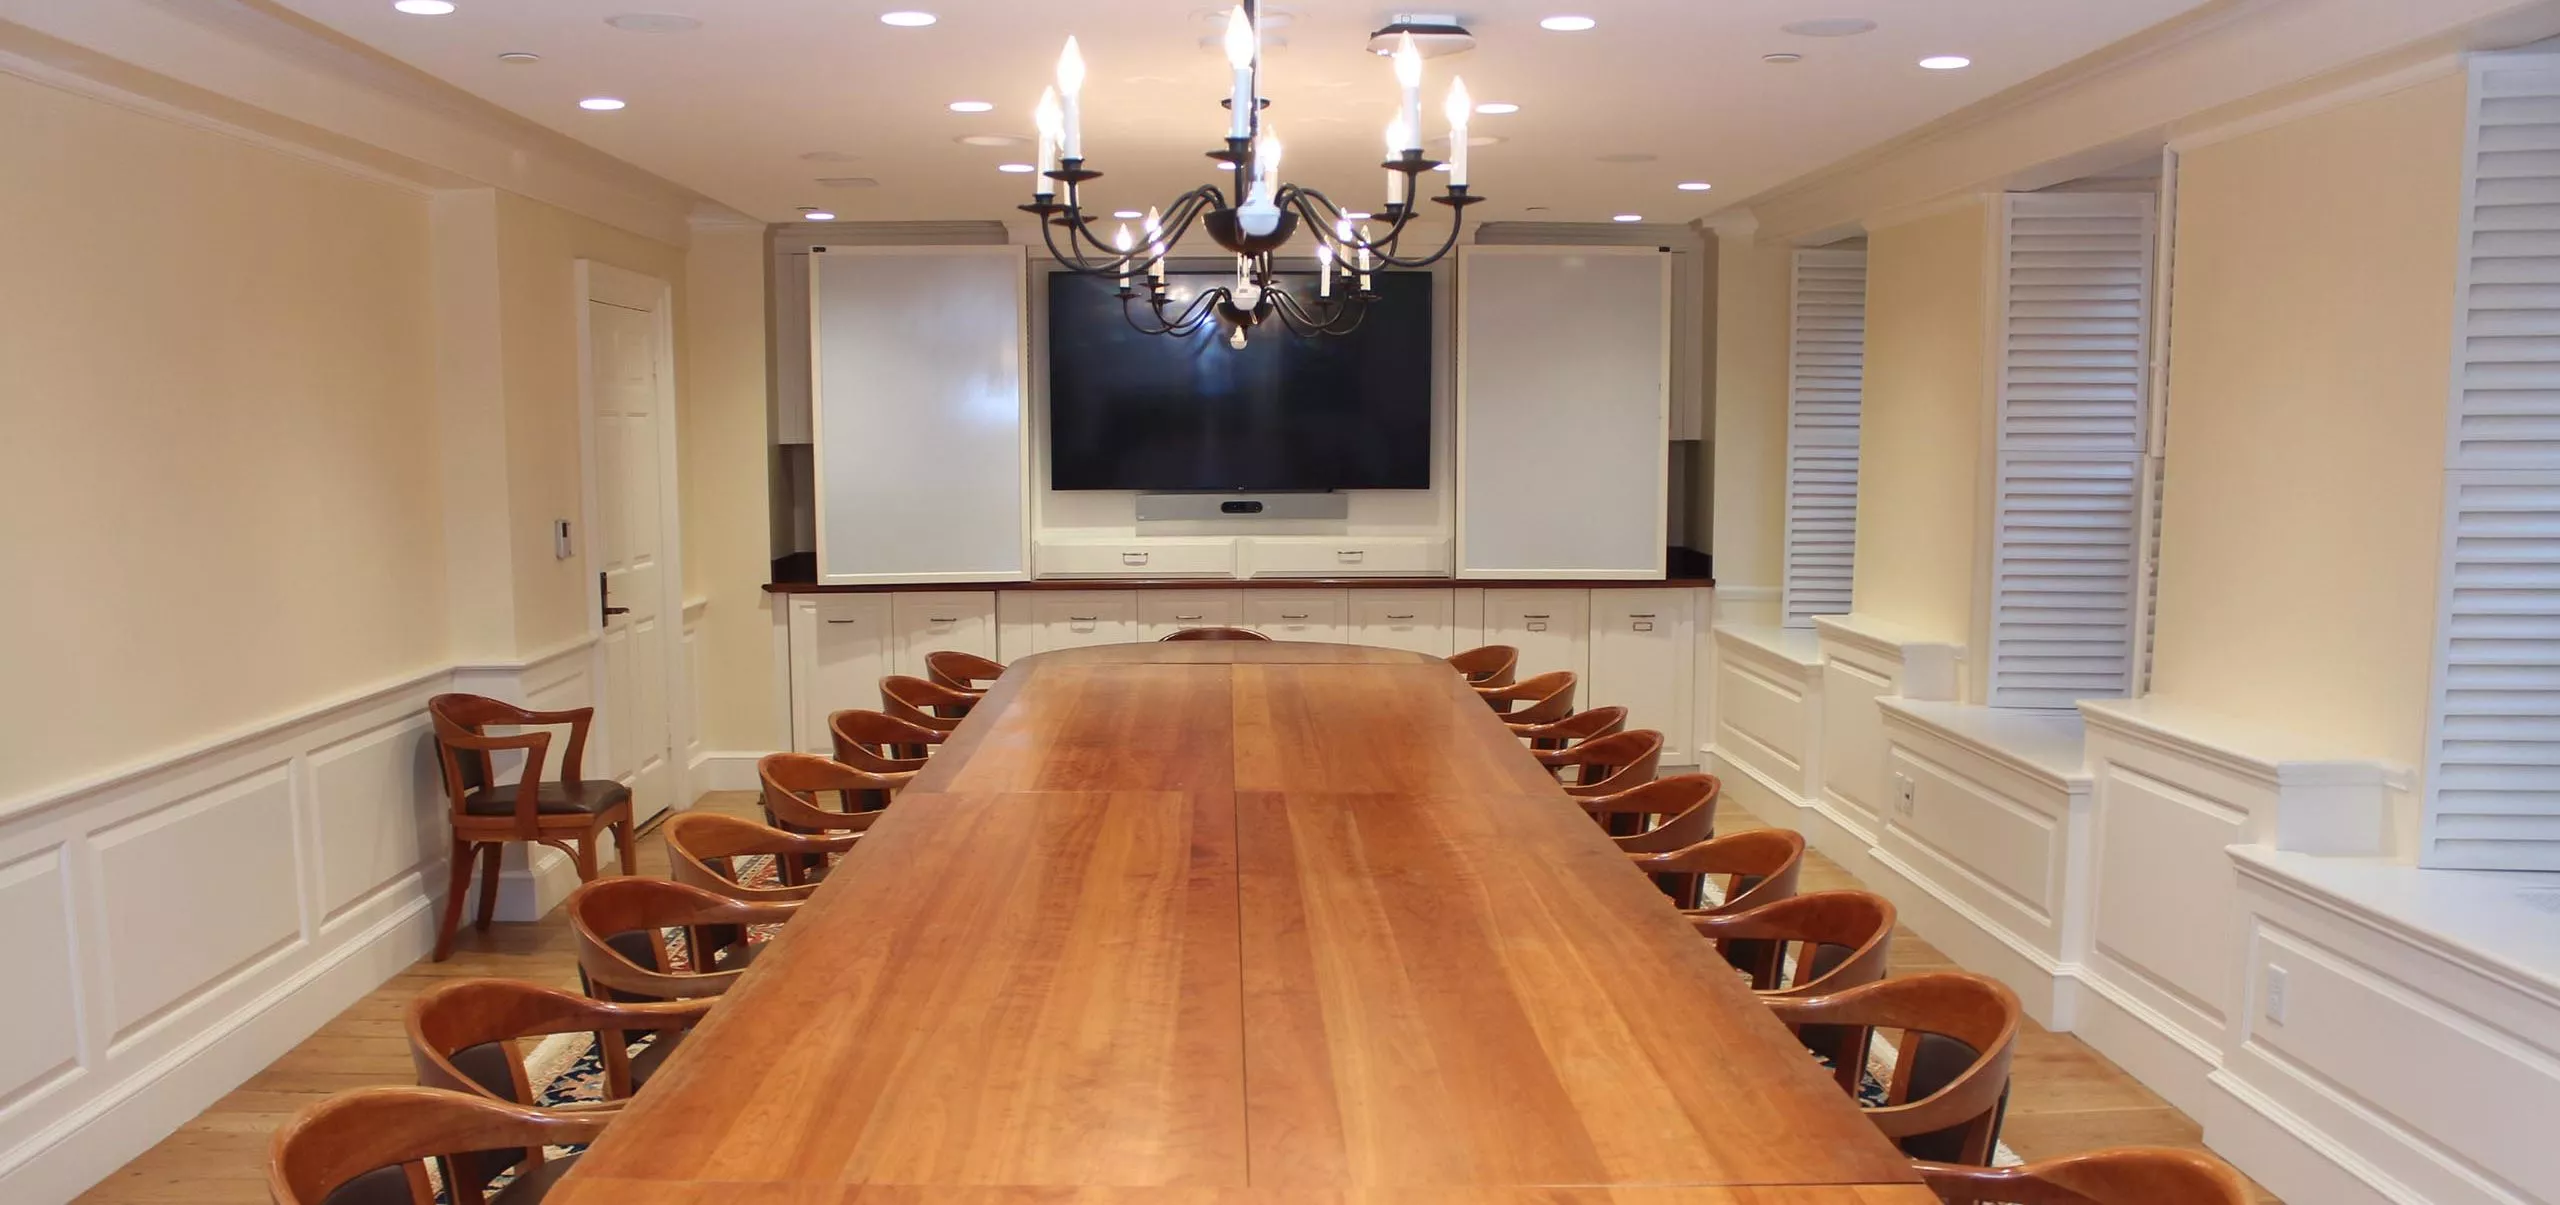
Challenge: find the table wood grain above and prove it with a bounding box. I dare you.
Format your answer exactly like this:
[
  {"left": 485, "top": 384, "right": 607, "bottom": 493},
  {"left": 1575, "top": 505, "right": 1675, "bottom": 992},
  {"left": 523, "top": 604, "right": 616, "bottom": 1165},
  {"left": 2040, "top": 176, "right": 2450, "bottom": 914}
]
[{"left": 567, "top": 644, "right": 1918, "bottom": 1195}]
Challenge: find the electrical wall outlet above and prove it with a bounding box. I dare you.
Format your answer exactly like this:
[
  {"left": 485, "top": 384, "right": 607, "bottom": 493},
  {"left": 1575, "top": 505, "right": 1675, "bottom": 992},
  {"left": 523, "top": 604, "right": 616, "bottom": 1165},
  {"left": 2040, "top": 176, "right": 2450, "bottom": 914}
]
[
  {"left": 1893, "top": 772, "right": 1917, "bottom": 815},
  {"left": 2263, "top": 964, "right": 2289, "bottom": 1023}
]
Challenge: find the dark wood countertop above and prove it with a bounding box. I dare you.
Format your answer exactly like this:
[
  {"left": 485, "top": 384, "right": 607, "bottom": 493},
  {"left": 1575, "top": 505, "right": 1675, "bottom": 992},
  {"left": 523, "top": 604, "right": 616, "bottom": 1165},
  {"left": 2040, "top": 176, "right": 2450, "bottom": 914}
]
[{"left": 764, "top": 547, "right": 1712, "bottom": 593}]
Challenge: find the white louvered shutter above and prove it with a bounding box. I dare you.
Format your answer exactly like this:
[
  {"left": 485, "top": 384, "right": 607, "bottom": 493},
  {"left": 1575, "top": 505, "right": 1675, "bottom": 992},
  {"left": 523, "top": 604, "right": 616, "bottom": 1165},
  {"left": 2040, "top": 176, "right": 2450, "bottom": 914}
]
[
  {"left": 1987, "top": 193, "right": 2155, "bottom": 708},
  {"left": 2422, "top": 54, "right": 2560, "bottom": 871},
  {"left": 1782, "top": 247, "right": 1867, "bottom": 627}
]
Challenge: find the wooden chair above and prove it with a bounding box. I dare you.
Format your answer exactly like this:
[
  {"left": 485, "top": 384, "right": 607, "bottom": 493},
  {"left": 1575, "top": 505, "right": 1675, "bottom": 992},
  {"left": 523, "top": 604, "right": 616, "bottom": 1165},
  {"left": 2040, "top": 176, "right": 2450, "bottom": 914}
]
[
  {"left": 1766, "top": 972, "right": 2023, "bottom": 1166},
  {"left": 879, "top": 674, "right": 978, "bottom": 731},
  {"left": 923, "top": 649, "right": 1005, "bottom": 693},
  {"left": 665, "top": 812, "right": 857, "bottom": 902},
  {"left": 1689, "top": 889, "right": 1894, "bottom": 998},
  {"left": 267, "top": 1085, "right": 606, "bottom": 1205},
  {"left": 1586, "top": 774, "right": 1720, "bottom": 904},
  {"left": 567, "top": 876, "right": 797, "bottom": 1002},
  {"left": 1540, "top": 729, "right": 1665, "bottom": 799},
  {"left": 426, "top": 693, "right": 636, "bottom": 963},
  {"left": 1917, "top": 1147, "right": 2253, "bottom": 1204},
  {"left": 1508, "top": 704, "right": 1627, "bottom": 752},
  {"left": 759, "top": 752, "right": 907, "bottom": 832},
  {"left": 1476, "top": 670, "right": 1577, "bottom": 725},
  {"left": 406, "top": 978, "right": 710, "bottom": 1110},
  {"left": 1446, "top": 644, "right": 1519, "bottom": 688},
  {"left": 1632, "top": 827, "right": 1805, "bottom": 917},
  {"left": 827, "top": 708, "right": 943, "bottom": 774},
  {"left": 1159, "top": 625, "right": 1272, "bottom": 641}
]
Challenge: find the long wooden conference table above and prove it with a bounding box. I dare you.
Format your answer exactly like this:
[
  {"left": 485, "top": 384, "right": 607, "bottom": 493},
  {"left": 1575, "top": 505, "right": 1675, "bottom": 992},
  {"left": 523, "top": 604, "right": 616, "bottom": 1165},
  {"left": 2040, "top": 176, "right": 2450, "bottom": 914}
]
[{"left": 554, "top": 643, "right": 1931, "bottom": 1205}]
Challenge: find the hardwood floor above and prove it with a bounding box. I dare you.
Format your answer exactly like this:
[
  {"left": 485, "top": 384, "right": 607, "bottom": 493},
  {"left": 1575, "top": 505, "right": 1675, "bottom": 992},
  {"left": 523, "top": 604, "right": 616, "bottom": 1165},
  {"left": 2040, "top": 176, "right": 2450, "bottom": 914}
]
[{"left": 74, "top": 790, "right": 2278, "bottom": 1205}]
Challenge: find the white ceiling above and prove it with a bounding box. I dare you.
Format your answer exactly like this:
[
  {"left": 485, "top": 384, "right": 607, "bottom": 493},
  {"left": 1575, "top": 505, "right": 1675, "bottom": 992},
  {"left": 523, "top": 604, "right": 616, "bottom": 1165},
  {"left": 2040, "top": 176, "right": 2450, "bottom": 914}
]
[{"left": 271, "top": 0, "right": 2212, "bottom": 227}]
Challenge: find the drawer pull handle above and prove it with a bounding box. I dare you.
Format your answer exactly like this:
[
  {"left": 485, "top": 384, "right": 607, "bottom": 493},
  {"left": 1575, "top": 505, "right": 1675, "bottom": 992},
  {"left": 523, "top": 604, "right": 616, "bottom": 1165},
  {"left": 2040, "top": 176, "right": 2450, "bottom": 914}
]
[
  {"left": 1175, "top": 614, "right": 1204, "bottom": 621},
  {"left": 825, "top": 619, "right": 861, "bottom": 625},
  {"left": 1628, "top": 613, "right": 1657, "bottom": 619},
  {"left": 1280, "top": 613, "right": 1310, "bottom": 620},
  {"left": 1336, "top": 550, "right": 1365, "bottom": 562},
  {"left": 1633, "top": 620, "right": 1655, "bottom": 632},
  {"left": 1386, "top": 613, "right": 1416, "bottom": 620},
  {"left": 1527, "top": 621, "right": 1549, "bottom": 632},
  {"left": 1069, "top": 615, "right": 1099, "bottom": 623},
  {"left": 1121, "top": 552, "right": 1150, "bottom": 565}
]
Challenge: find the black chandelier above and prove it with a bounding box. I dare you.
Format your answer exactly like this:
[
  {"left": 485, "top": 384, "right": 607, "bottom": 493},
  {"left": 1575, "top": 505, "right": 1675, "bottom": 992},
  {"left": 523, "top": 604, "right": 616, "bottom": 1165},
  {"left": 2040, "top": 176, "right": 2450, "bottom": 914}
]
[{"left": 1021, "top": 0, "right": 1483, "bottom": 346}]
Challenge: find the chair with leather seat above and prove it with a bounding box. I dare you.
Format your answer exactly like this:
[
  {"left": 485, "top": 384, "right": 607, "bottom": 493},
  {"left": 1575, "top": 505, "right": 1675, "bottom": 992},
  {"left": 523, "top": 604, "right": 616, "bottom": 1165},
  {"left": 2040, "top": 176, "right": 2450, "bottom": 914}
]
[
  {"left": 827, "top": 708, "right": 943, "bottom": 775},
  {"left": 1629, "top": 826, "right": 1804, "bottom": 916},
  {"left": 1765, "top": 972, "right": 2022, "bottom": 1166},
  {"left": 665, "top": 812, "right": 857, "bottom": 902},
  {"left": 1689, "top": 889, "right": 1894, "bottom": 998},
  {"left": 1159, "top": 625, "right": 1272, "bottom": 641},
  {"left": 267, "top": 1085, "right": 606, "bottom": 1205},
  {"left": 1508, "top": 704, "right": 1626, "bottom": 752},
  {"left": 426, "top": 694, "right": 636, "bottom": 962},
  {"left": 1446, "top": 644, "right": 1519, "bottom": 688},
  {"left": 406, "top": 978, "right": 709, "bottom": 1112},
  {"left": 1475, "top": 670, "right": 1577, "bottom": 725},
  {"left": 1583, "top": 774, "right": 1720, "bottom": 902},
  {"left": 568, "top": 877, "right": 796, "bottom": 1001},
  {"left": 879, "top": 674, "right": 978, "bottom": 732},
  {"left": 924, "top": 649, "right": 1005, "bottom": 694},
  {"left": 1917, "top": 1146, "right": 2252, "bottom": 1204},
  {"left": 1539, "top": 729, "right": 1665, "bottom": 801}
]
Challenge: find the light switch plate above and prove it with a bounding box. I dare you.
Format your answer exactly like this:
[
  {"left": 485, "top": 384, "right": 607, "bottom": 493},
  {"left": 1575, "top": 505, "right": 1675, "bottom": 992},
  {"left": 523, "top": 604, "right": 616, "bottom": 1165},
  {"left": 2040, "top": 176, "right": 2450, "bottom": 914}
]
[
  {"left": 2264, "top": 965, "right": 2289, "bottom": 1023},
  {"left": 1893, "top": 772, "right": 1917, "bottom": 815},
  {"left": 553, "top": 520, "right": 574, "bottom": 560}
]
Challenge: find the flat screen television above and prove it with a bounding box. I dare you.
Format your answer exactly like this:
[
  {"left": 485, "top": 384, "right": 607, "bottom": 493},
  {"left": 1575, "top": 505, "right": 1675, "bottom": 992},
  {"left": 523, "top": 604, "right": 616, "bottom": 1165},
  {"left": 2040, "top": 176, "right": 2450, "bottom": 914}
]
[{"left": 1045, "top": 269, "right": 1433, "bottom": 491}]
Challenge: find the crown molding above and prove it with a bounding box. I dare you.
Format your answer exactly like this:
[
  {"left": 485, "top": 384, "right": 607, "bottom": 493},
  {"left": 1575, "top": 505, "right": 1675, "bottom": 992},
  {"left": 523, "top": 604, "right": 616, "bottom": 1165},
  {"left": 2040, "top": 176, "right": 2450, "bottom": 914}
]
[{"left": 0, "top": 1, "right": 708, "bottom": 247}]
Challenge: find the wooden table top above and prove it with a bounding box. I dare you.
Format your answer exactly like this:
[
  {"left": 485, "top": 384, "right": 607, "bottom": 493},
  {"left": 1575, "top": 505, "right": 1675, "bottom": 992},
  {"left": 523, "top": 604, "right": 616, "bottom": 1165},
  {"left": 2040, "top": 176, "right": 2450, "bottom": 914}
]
[{"left": 564, "top": 643, "right": 1920, "bottom": 1199}]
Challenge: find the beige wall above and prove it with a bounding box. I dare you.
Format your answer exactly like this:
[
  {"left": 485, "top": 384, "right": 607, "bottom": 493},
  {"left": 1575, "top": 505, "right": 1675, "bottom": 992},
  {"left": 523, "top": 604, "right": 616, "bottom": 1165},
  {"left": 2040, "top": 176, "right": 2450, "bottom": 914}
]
[
  {"left": 2147, "top": 75, "right": 2464, "bottom": 765},
  {"left": 681, "top": 227, "right": 781, "bottom": 751},
  {"left": 1710, "top": 229, "right": 1793, "bottom": 594},
  {"left": 493, "top": 191, "right": 687, "bottom": 653},
  {"left": 1850, "top": 200, "right": 1991, "bottom": 648},
  {"left": 0, "top": 73, "right": 445, "bottom": 798}
]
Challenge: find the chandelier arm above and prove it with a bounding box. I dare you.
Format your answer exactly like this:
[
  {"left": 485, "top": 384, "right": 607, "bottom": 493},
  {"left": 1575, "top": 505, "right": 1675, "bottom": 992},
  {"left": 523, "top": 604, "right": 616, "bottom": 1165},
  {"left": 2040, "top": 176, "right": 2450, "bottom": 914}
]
[
  {"left": 1125, "top": 285, "right": 1227, "bottom": 337},
  {"left": 1265, "top": 284, "right": 1367, "bottom": 337},
  {"left": 1363, "top": 206, "right": 1470, "bottom": 269},
  {"left": 1035, "top": 213, "right": 1130, "bottom": 276},
  {"left": 1146, "top": 187, "right": 1229, "bottom": 265}
]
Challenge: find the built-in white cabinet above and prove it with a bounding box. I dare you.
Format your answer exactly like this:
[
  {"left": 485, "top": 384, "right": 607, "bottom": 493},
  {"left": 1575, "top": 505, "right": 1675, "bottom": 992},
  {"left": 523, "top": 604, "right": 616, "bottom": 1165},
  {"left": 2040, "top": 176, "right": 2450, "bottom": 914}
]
[
  {"left": 1138, "top": 591, "right": 1245, "bottom": 640},
  {"left": 1037, "top": 537, "right": 1236, "bottom": 579},
  {"left": 788, "top": 594, "right": 892, "bottom": 753},
  {"left": 890, "top": 592, "right": 997, "bottom": 678},
  {"left": 1024, "top": 591, "right": 1139, "bottom": 652},
  {"left": 1588, "top": 588, "right": 1691, "bottom": 753},
  {"left": 1349, "top": 589, "right": 1459, "bottom": 657},
  {"left": 1240, "top": 536, "right": 1449, "bottom": 578},
  {"left": 1485, "top": 589, "right": 1589, "bottom": 683},
  {"left": 1245, "top": 590, "right": 1348, "bottom": 643}
]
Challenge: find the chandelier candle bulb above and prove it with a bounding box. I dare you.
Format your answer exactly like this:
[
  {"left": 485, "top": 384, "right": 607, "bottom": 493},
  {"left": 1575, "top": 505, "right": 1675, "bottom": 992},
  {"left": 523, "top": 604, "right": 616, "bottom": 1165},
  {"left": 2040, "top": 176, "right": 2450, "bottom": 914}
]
[
  {"left": 1385, "top": 119, "right": 1407, "bottom": 205},
  {"left": 1225, "top": 7, "right": 1256, "bottom": 139},
  {"left": 1056, "top": 37, "right": 1086, "bottom": 160},
  {"left": 1317, "top": 242, "right": 1333, "bottom": 297},
  {"left": 1443, "top": 77, "right": 1471, "bottom": 188},
  {"left": 1114, "top": 224, "right": 1133, "bottom": 289},
  {"left": 1145, "top": 206, "right": 1167, "bottom": 281},
  {"left": 1393, "top": 33, "right": 1424, "bottom": 151},
  {"left": 1033, "top": 87, "right": 1063, "bottom": 192}
]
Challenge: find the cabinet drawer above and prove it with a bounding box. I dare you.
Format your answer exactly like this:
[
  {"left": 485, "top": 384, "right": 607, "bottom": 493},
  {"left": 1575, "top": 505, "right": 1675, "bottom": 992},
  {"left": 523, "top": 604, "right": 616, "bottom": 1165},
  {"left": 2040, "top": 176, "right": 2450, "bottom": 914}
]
[
  {"left": 1242, "top": 536, "right": 1448, "bottom": 577},
  {"left": 1027, "top": 591, "right": 1139, "bottom": 651},
  {"left": 1484, "top": 589, "right": 1589, "bottom": 683},
  {"left": 791, "top": 595, "right": 892, "bottom": 753},
  {"left": 1037, "top": 538, "right": 1235, "bottom": 578},
  {"left": 1242, "top": 590, "right": 1347, "bottom": 643},
  {"left": 890, "top": 592, "right": 998, "bottom": 678},
  {"left": 1348, "top": 589, "right": 1456, "bottom": 657},
  {"left": 1138, "top": 591, "right": 1245, "bottom": 640}
]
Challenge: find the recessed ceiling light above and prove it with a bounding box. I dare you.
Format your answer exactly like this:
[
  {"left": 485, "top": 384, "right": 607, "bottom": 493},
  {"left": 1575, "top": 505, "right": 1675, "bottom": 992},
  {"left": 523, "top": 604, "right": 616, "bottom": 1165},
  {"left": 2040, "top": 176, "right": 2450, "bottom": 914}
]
[
  {"left": 578, "top": 97, "right": 627, "bottom": 111},
  {"left": 1539, "top": 15, "right": 1597, "bottom": 32},
  {"left": 1113, "top": 209, "right": 1143, "bottom": 219},
  {"left": 1919, "top": 55, "right": 1971, "bottom": 70},
  {"left": 393, "top": 0, "right": 456, "bottom": 13},
  {"left": 605, "top": 13, "right": 702, "bottom": 33},
  {"left": 1613, "top": 213, "right": 1644, "bottom": 222},
  {"left": 947, "top": 100, "right": 995, "bottom": 113},
  {"left": 1781, "top": 17, "right": 1876, "bottom": 37},
  {"left": 496, "top": 51, "right": 541, "bottom": 64},
  {"left": 957, "top": 133, "right": 1029, "bottom": 147},
  {"left": 997, "top": 162, "right": 1037, "bottom": 173},
  {"left": 799, "top": 209, "right": 837, "bottom": 221},
  {"left": 1475, "top": 102, "right": 1520, "bottom": 115},
  {"left": 1762, "top": 52, "right": 1803, "bottom": 64},
  {"left": 879, "top": 11, "right": 936, "bottom": 27}
]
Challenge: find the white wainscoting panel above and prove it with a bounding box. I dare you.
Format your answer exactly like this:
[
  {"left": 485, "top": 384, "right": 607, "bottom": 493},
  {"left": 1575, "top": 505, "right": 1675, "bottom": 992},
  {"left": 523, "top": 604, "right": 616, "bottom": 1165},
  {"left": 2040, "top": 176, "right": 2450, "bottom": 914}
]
[
  {"left": 1709, "top": 623, "right": 1825, "bottom": 827},
  {"left": 0, "top": 848, "right": 79, "bottom": 1114},
  {"left": 92, "top": 766, "right": 303, "bottom": 1041},
  {"left": 308, "top": 718, "right": 442, "bottom": 924},
  {"left": 1804, "top": 615, "right": 1964, "bottom": 881}
]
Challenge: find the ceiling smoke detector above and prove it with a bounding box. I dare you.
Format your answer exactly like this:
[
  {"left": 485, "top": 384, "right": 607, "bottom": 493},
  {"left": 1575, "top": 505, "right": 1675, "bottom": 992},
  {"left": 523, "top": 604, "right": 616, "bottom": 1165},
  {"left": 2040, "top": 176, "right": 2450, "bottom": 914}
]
[{"left": 1367, "top": 14, "right": 1475, "bottom": 58}]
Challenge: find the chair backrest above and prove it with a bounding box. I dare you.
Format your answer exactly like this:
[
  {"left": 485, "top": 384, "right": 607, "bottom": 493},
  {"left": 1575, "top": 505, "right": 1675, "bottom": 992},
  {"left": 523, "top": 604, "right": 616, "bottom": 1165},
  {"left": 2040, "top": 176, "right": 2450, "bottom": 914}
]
[
  {"left": 924, "top": 649, "right": 1005, "bottom": 692},
  {"left": 566, "top": 876, "right": 797, "bottom": 1002},
  {"left": 758, "top": 752, "right": 908, "bottom": 831},
  {"left": 425, "top": 694, "right": 593, "bottom": 834},
  {"left": 1477, "top": 670, "right": 1578, "bottom": 725},
  {"left": 879, "top": 674, "right": 977, "bottom": 731},
  {"left": 1916, "top": 1146, "right": 2253, "bottom": 1204},
  {"left": 1159, "top": 625, "right": 1272, "bottom": 641},
  {"left": 665, "top": 812, "right": 858, "bottom": 901},
  {"left": 1543, "top": 729, "right": 1666, "bottom": 796},
  {"left": 1689, "top": 889, "right": 1894, "bottom": 998},
  {"left": 827, "top": 708, "right": 942, "bottom": 774},
  {"left": 267, "top": 1085, "right": 607, "bottom": 1205},
  {"left": 1508, "top": 705, "right": 1628, "bottom": 752},
  {"left": 1447, "top": 644, "right": 1520, "bottom": 688},
  {"left": 405, "top": 978, "right": 709, "bottom": 1107},
  {"left": 1634, "top": 826, "right": 1804, "bottom": 916},
  {"left": 1598, "top": 773, "right": 1721, "bottom": 853},
  {"left": 1765, "top": 972, "right": 2023, "bottom": 1166}
]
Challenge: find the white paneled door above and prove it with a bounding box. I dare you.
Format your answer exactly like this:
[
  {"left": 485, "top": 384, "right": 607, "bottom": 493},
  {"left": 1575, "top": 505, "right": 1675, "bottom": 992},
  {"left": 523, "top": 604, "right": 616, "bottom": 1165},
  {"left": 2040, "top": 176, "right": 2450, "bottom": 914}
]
[{"left": 585, "top": 263, "right": 681, "bottom": 825}]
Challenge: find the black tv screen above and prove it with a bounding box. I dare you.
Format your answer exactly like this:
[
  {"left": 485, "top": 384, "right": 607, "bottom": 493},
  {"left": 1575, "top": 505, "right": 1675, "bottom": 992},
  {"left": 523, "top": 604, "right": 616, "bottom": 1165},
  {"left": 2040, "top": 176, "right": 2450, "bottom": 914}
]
[{"left": 1046, "top": 269, "right": 1433, "bottom": 491}]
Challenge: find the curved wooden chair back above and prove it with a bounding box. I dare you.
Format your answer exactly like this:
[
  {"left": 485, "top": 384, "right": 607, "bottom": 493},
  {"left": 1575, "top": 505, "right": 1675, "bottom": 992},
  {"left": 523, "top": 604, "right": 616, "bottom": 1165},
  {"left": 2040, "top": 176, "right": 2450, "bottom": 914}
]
[
  {"left": 426, "top": 694, "right": 593, "bottom": 831},
  {"left": 1916, "top": 1146, "right": 2252, "bottom": 1204},
  {"left": 1690, "top": 889, "right": 1894, "bottom": 998},
  {"left": 1159, "top": 625, "right": 1272, "bottom": 641},
  {"left": 1599, "top": 774, "right": 1721, "bottom": 852},
  {"left": 405, "top": 978, "right": 709, "bottom": 1108},
  {"left": 1766, "top": 972, "right": 2023, "bottom": 1166},
  {"left": 1633, "top": 827, "right": 1805, "bottom": 918},
  {"left": 665, "top": 812, "right": 858, "bottom": 902},
  {"left": 1542, "top": 729, "right": 1665, "bottom": 796},
  {"left": 423, "top": 693, "right": 635, "bottom": 962},
  {"left": 826, "top": 708, "right": 942, "bottom": 774},
  {"left": 567, "top": 877, "right": 797, "bottom": 1004},
  {"left": 267, "top": 1085, "right": 607, "bottom": 1205},
  {"left": 758, "top": 752, "right": 908, "bottom": 833},
  {"left": 1477, "top": 670, "right": 1578, "bottom": 726},
  {"left": 1509, "top": 705, "right": 1627, "bottom": 753},
  {"left": 923, "top": 649, "right": 1005, "bottom": 693},
  {"left": 879, "top": 674, "right": 977, "bottom": 731},
  {"left": 1447, "top": 644, "right": 1519, "bottom": 688}
]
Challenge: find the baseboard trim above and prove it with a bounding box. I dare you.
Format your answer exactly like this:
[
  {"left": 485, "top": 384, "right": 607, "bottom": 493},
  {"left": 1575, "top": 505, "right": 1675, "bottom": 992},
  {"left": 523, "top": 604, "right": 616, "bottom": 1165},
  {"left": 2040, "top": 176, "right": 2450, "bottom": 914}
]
[
  {"left": 2204, "top": 1070, "right": 2417, "bottom": 1205},
  {"left": 2072, "top": 966, "right": 2221, "bottom": 1117},
  {"left": 1866, "top": 844, "right": 2079, "bottom": 1028}
]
